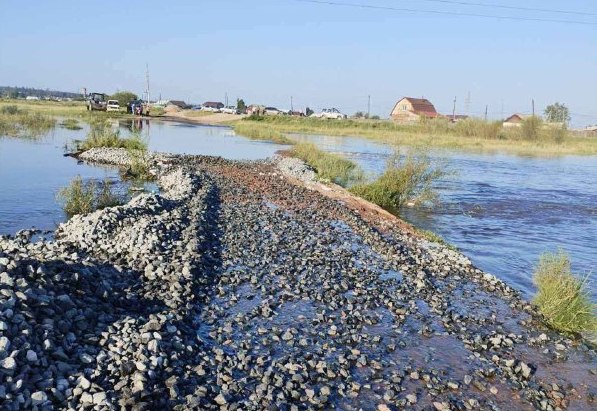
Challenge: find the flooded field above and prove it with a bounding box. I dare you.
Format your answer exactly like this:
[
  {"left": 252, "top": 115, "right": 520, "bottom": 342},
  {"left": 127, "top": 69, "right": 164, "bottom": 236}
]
[
  {"left": 0, "top": 120, "right": 289, "bottom": 235},
  {"left": 291, "top": 134, "right": 597, "bottom": 300}
]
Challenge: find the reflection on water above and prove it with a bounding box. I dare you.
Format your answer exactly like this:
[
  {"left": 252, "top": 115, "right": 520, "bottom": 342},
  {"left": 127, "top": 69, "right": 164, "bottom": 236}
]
[
  {"left": 292, "top": 134, "right": 597, "bottom": 300},
  {"left": 1, "top": 120, "right": 289, "bottom": 235}
]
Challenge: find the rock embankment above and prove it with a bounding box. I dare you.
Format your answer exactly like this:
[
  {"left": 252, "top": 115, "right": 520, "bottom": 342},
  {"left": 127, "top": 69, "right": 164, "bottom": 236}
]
[{"left": 0, "top": 149, "right": 594, "bottom": 410}]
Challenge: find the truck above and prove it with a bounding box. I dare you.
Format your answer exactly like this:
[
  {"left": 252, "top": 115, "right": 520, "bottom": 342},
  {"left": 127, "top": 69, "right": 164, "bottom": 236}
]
[{"left": 87, "top": 92, "right": 107, "bottom": 111}]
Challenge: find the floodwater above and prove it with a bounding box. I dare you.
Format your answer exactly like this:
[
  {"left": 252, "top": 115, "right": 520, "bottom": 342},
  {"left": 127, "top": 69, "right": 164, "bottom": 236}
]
[
  {"left": 0, "top": 120, "right": 289, "bottom": 235},
  {"left": 291, "top": 134, "right": 597, "bottom": 300}
]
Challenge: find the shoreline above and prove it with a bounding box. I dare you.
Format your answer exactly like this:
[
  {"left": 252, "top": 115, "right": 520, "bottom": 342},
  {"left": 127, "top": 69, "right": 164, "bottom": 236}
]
[{"left": 1, "top": 147, "right": 594, "bottom": 409}]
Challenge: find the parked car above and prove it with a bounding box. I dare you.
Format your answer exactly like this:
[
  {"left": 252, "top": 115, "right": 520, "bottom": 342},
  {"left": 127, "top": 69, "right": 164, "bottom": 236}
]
[
  {"left": 201, "top": 102, "right": 225, "bottom": 112},
  {"left": 264, "top": 107, "right": 281, "bottom": 115},
  {"left": 221, "top": 106, "right": 240, "bottom": 115},
  {"left": 106, "top": 100, "right": 120, "bottom": 112},
  {"left": 87, "top": 92, "right": 107, "bottom": 111},
  {"left": 311, "top": 108, "right": 347, "bottom": 120}
]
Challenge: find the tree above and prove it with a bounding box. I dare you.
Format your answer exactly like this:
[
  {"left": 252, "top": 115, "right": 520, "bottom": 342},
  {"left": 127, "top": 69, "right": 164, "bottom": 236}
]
[
  {"left": 110, "top": 91, "right": 138, "bottom": 107},
  {"left": 236, "top": 98, "right": 246, "bottom": 112},
  {"left": 305, "top": 107, "right": 314, "bottom": 116},
  {"left": 544, "top": 102, "right": 570, "bottom": 124}
]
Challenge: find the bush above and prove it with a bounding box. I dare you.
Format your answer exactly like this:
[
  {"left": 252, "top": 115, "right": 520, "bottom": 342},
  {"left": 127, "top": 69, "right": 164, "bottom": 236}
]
[
  {"left": 454, "top": 118, "right": 502, "bottom": 140},
  {"left": 547, "top": 124, "right": 567, "bottom": 144},
  {"left": 520, "top": 116, "right": 542, "bottom": 140},
  {"left": 58, "top": 176, "right": 122, "bottom": 217},
  {"left": 290, "top": 142, "right": 363, "bottom": 186},
  {"left": 533, "top": 250, "right": 596, "bottom": 335},
  {"left": 350, "top": 151, "right": 447, "bottom": 213}
]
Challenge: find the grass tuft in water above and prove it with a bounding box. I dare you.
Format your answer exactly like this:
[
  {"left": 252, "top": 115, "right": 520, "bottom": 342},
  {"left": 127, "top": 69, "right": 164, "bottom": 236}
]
[
  {"left": 350, "top": 151, "right": 447, "bottom": 213},
  {"left": 60, "top": 118, "right": 83, "bottom": 130},
  {"left": 290, "top": 142, "right": 363, "bottom": 186},
  {"left": 81, "top": 119, "right": 147, "bottom": 151},
  {"left": 124, "top": 147, "right": 155, "bottom": 181},
  {"left": 533, "top": 250, "right": 596, "bottom": 336},
  {"left": 58, "top": 176, "right": 122, "bottom": 217}
]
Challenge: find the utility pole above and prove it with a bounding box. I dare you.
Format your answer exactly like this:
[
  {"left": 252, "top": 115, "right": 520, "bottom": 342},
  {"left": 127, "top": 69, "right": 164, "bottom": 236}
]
[
  {"left": 291, "top": 96, "right": 294, "bottom": 112},
  {"left": 367, "top": 95, "right": 371, "bottom": 118},
  {"left": 225, "top": 92, "right": 228, "bottom": 107},
  {"left": 145, "top": 63, "right": 150, "bottom": 104},
  {"left": 452, "top": 96, "right": 457, "bottom": 121},
  {"left": 484, "top": 105, "right": 488, "bottom": 121},
  {"left": 532, "top": 99, "right": 535, "bottom": 116},
  {"left": 464, "top": 91, "right": 471, "bottom": 116}
]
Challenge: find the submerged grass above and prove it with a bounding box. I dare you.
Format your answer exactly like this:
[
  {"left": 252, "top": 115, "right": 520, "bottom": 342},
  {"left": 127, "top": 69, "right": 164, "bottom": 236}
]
[
  {"left": 235, "top": 115, "right": 597, "bottom": 156},
  {"left": 58, "top": 176, "right": 122, "bottom": 217},
  {"left": 60, "top": 118, "right": 82, "bottom": 130},
  {"left": 0, "top": 105, "right": 56, "bottom": 138},
  {"left": 290, "top": 142, "right": 363, "bottom": 186},
  {"left": 533, "top": 250, "right": 596, "bottom": 336},
  {"left": 233, "top": 122, "right": 295, "bottom": 144},
  {"left": 417, "top": 229, "right": 458, "bottom": 251}
]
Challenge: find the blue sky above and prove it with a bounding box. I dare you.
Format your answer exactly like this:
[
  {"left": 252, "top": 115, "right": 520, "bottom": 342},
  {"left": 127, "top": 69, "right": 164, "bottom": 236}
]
[{"left": 1, "top": 0, "right": 596, "bottom": 125}]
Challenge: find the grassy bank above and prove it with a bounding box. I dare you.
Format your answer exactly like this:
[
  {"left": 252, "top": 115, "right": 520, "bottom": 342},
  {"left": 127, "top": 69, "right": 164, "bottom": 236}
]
[
  {"left": 0, "top": 105, "right": 56, "bottom": 138},
  {"left": 235, "top": 115, "right": 597, "bottom": 156}
]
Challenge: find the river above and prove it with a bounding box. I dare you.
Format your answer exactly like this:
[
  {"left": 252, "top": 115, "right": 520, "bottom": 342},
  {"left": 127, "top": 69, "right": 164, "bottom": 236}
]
[
  {"left": 291, "top": 134, "right": 597, "bottom": 300},
  {"left": 1, "top": 122, "right": 594, "bottom": 300}
]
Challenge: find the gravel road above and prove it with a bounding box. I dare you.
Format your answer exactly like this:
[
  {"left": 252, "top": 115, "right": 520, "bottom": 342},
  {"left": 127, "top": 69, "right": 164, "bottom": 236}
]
[{"left": 0, "top": 149, "right": 594, "bottom": 410}]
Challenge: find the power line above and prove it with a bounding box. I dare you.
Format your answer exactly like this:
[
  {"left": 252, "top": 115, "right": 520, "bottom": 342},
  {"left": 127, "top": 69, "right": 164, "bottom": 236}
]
[
  {"left": 292, "top": 0, "right": 597, "bottom": 26},
  {"left": 393, "top": 0, "right": 597, "bottom": 17}
]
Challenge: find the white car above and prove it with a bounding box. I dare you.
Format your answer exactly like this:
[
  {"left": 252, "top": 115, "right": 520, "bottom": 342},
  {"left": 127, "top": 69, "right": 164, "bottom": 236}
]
[
  {"left": 264, "top": 107, "right": 281, "bottom": 115},
  {"left": 106, "top": 100, "right": 120, "bottom": 112},
  {"left": 312, "top": 108, "right": 347, "bottom": 120},
  {"left": 220, "top": 106, "right": 239, "bottom": 115},
  {"left": 201, "top": 106, "right": 221, "bottom": 113}
]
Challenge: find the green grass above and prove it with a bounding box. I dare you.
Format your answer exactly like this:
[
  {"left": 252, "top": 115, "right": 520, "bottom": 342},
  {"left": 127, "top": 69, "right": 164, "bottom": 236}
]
[
  {"left": 533, "top": 250, "right": 596, "bottom": 336},
  {"left": 350, "top": 151, "right": 447, "bottom": 214},
  {"left": 124, "top": 147, "right": 155, "bottom": 181},
  {"left": 80, "top": 119, "right": 147, "bottom": 151},
  {"left": 60, "top": 118, "right": 83, "bottom": 130},
  {"left": 0, "top": 105, "right": 56, "bottom": 138},
  {"left": 234, "top": 115, "right": 597, "bottom": 156},
  {"left": 290, "top": 142, "right": 363, "bottom": 186},
  {"left": 233, "top": 122, "right": 295, "bottom": 144},
  {"left": 58, "top": 176, "right": 122, "bottom": 217}
]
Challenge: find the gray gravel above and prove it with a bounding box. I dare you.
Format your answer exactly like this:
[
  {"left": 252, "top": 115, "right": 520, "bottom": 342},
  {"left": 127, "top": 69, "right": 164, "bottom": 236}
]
[{"left": 0, "top": 148, "right": 594, "bottom": 410}]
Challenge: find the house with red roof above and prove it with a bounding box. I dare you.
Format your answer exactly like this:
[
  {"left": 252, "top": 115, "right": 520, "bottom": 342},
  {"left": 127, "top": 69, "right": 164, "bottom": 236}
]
[{"left": 390, "top": 97, "right": 438, "bottom": 124}]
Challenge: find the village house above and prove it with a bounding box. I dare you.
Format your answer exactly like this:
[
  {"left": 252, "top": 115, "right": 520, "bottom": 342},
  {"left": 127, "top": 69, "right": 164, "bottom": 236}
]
[
  {"left": 503, "top": 113, "right": 529, "bottom": 127},
  {"left": 166, "top": 100, "right": 189, "bottom": 110},
  {"left": 390, "top": 97, "right": 438, "bottom": 124}
]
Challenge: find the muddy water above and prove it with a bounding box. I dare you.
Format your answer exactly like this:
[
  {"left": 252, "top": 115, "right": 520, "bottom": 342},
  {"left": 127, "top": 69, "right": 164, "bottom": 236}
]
[
  {"left": 291, "top": 134, "right": 597, "bottom": 300},
  {"left": 0, "top": 120, "right": 290, "bottom": 235}
]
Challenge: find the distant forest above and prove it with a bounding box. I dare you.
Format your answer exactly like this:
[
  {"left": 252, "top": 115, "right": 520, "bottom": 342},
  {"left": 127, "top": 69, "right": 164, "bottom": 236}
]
[{"left": 0, "top": 86, "right": 84, "bottom": 99}]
